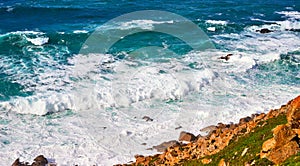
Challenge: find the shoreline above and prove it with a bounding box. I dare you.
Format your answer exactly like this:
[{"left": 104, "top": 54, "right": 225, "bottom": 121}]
[
  {"left": 118, "top": 95, "right": 300, "bottom": 165},
  {"left": 11, "top": 95, "right": 300, "bottom": 165}
]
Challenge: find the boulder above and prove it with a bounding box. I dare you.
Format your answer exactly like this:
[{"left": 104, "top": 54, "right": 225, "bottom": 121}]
[
  {"left": 179, "top": 131, "right": 197, "bottom": 142},
  {"left": 260, "top": 138, "right": 276, "bottom": 158},
  {"left": 239, "top": 116, "right": 252, "bottom": 124},
  {"left": 273, "top": 124, "right": 296, "bottom": 147},
  {"left": 12, "top": 158, "right": 28, "bottom": 166},
  {"left": 287, "top": 96, "right": 300, "bottom": 127},
  {"left": 32, "top": 155, "right": 48, "bottom": 166},
  {"left": 267, "top": 141, "right": 300, "bottom": 164},
  {"left": 153, "top": 140, "right": 179, "bottom": 152}
]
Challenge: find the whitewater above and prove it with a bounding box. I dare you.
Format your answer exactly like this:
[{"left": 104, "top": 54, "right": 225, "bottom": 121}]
[{"left": 0, "top": 1, "right": 299, "bottom": 165}]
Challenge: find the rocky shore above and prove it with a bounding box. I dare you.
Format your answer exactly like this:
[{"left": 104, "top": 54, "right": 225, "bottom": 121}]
[
  {"left": 118, "top": 95, "right": 300, "bottom": 165},
  {"left": 11, "top": 95, "right": 300, "bottom": 165}
]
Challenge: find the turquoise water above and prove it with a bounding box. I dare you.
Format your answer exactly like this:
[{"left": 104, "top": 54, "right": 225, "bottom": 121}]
[
  {"left": 0, "top": 1, "right": 299, "bottom": 100},
  {"left": 0, "top": 0, "right": 299, "bottom": 165}
]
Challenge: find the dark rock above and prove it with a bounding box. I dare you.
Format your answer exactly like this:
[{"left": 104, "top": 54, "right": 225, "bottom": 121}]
[
  {"left": 256, "top": 28, "right": 273, "bottom": 34},
  {"left": 175, "top": 126, "right": 182, "bottom": 130},
  {"left": 32, "top": 155, "right": 48, "bottom": 166},
  {"left": 239, "top": 116, "right": 252, "bottom": 124},
  {"left": 286, "top": 28, "right": 300, "bottom": 32},
  {"left": 217, "top": 123, "right": 226, "bottom": 129},
  {"left": 179, "top": 131, "right": 197, "bottom": 142},
  {"left": 12, "top": 158, "right": 27, "bottom": 166},
  {"left": 12, "top": 156, "right": 48, "bottom": 166},
  {"left": 142, "top": 116, "right": 153, "bottom": 122},
  {"left": 218, "top": 54, "right": 233, "bottom": 61}
]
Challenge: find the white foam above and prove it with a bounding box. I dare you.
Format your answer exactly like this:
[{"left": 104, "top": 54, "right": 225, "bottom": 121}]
[
  {"left": 73, "top": 30, "right": 89, "bottom": 34},
  {"left": 10, "top": 31, "right": 45, "bottom": 35},
  {"left": 119, "top": 20, "right": 174, "bottom": 30},
  {"left": 276, "top": 11, "right": 300, "bottom": 19},
  {"left": 205, "top": 20, "right": 228, "bottom": 25},
  {"left": 0, "top": 31, "right": 49, "bottom": 46},
  {"left": 207, "top": 27, "right": 216, "bottom": 31},
  {"left": 1, "top": 71, "right": 299, "bottom": 165},
  {"left": 215, "top": 26, "right": 300, "bottom": 67},
  {"left": 26, "top": 37, "right": 49, "bottom": 46},
  {"left": 276, "top": 20, "right": 300, "bottom": 31}
]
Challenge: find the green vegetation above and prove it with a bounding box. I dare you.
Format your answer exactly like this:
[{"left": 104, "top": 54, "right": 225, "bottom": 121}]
[{"left": 182, "top": 115, "right": 300, "bottom": 166}]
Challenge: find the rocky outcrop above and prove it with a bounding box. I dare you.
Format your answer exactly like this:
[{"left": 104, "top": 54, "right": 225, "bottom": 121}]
[
  {"left": 260, "top": 96, "right": 300, "bottom": 164},
  {"left": 12, "top": 155, "right": 49, "bottom": 166},
  {"left": 121, "top": 95, "right": 299, "bottom": 166}
]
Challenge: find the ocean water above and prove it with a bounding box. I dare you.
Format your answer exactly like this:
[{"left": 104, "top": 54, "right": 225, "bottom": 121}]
[{"left": 0, "top": 0, "right": 299, "bottom": 165}]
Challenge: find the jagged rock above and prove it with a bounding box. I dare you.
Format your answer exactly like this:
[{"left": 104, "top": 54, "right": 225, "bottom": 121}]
[
  {"left": 261, "top": 138, "right": 276, "bottom": 158},
  {"left": 267, "top": 141, "right": 300, "bottom": 164},
  {"left": 239, "top": 116, "right": 252, "bottom": 124},
  {"left": 179, "top": 131, "right": 197, "bottom": 142},
  {"left": 273, "top": 125, "right": 296, "bottom": 147},
  {"left": 12, "top": 155, "right": 48, "bottom": 166},
  {"left": 260, "top": 95, "right": 300, "bottom": 164},
  {"left": 134, "top": 155, "right": 149, "bottom": 166},
  {"left": 122, "top": 95, "right": 300, "bottom": 166},
  {"left": 293, "top": 129, "right": 300, "bottom": 137},
  {"left": 287, "top": 96, "right": 300, "bottom": 128},
  {"left": 32, "top": 155, "right": 48, "bottom": 166},
  {"left": 153, "top": 140, "right": 179, "bottom": 152},
  {"left": 12, "top": 158, "right": 28, "bottom": 166}
]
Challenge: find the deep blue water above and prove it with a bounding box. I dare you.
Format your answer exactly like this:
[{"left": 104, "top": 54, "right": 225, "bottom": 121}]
[{"left": 0, "top": 0, "right": 298, "bottom": 33}]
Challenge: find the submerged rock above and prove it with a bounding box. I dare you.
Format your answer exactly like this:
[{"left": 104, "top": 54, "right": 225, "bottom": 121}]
[
  {"left": 142, "top": 116, "right": 153, "bottom": 122},
  {"left": 218, "top": 54, "right": 233, "bottom": 61},
  {"left": 256, "top": 28, "right": 273, "bottom": 33}
]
